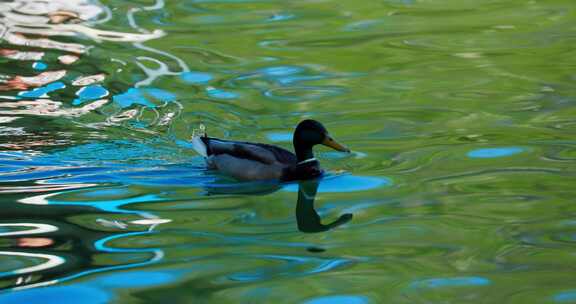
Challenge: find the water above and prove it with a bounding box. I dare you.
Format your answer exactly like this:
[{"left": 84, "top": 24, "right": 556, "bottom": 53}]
[{"left": 0, "top": 0, "right": 575, "bottom": 302}]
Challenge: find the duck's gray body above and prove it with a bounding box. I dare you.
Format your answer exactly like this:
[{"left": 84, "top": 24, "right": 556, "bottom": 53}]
[{"left": 199, "top": 137, "right": 298, "bottom": 181}]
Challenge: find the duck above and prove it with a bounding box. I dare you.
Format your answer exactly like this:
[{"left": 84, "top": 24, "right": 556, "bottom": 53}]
[{"left": 191, "top": 119, "right": 350, "bottom": 181}]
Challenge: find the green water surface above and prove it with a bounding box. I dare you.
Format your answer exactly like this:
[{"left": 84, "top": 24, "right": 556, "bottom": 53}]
[{"left": 0, "top": 0, "right": 575, "bottom": 303}]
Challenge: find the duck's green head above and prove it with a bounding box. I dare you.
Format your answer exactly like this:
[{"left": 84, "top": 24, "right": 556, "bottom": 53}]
[{"left": 294, "top": 119, "right": 350, "bottom": 153}]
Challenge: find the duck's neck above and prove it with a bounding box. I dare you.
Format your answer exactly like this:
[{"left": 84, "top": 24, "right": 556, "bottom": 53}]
[{"left": 294, "top": 142, "right": 314, "bottom": 162}]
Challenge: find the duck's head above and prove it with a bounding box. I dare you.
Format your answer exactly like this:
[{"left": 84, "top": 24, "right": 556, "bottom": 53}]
[{"left": 293, "top": 120, "right": 350, "bottom": 155}]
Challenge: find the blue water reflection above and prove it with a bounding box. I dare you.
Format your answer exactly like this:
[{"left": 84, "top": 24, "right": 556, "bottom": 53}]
[
  {"left": 283, "top": 175, "right": 392, "bottom": 193},
  {"left": 113, "top": 88, "right": 176, "bottom": 108},
  {"left": 266, "top": 131, "right": 292, "bottom": 142},
  {"left": 73, "top": 85, "right": 109, "bottom": 105},
  {"left": 39, "top": 139, "right": 186, "bottom": 165},
  {"left": 0, "top": 269, "right": 181, "bottom": 304},
  {"left": 181, "top": 71, "right": 213, "bottom": 84},
  {"left": 258, "top": 66, "right": 303, "bottom": 76},
  {"left": 554, "top": 290, "right": 576, "bottom": 303},
  {"left": 304, "top": 295, "right": 369, "bottom": 304},
  {"left": 410, "top": 276, "right": 491, "bottom": 289},
  {"left": 18, "top": 82, "right": 66, "bottom": 99},
  {"left": 467, "top": 147, "right": 524, "bottom": 159},
  {"left": 32, "top": 61, "right": 47, "bottom": 71},
  {"left": 0, "top": 285, "right": 111, "bottom": 304}
]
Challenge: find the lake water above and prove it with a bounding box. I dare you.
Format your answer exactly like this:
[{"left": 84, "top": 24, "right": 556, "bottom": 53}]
[{"left": 1, "top": 0, "right": 575, "bottom": 303}]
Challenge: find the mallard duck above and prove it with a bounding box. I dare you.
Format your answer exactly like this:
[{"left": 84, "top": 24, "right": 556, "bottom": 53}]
[{"left": 191, "top": 120, "right": 350, "bottom": 181}]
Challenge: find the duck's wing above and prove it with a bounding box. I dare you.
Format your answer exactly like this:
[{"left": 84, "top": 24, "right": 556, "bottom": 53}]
[
  {"left": 201, "top": 137, "right": 297, "bottom": 165},
  {"left": 210, "top": 154, "right": 285, "bottom": 180}
]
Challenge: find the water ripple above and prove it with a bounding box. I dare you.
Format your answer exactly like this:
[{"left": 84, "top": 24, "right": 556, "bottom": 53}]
[
  {"left": 409, "top": 276, "right": 491, "bottom": 289},
  {"left": 228, "top": 254, "right": 353, "bottom": 282},
  {"left": 0, "top": 251, "right": 65, "bottom": 278},
  {"left": 0, "top": 223, "right": 58, "bottom": 237}
]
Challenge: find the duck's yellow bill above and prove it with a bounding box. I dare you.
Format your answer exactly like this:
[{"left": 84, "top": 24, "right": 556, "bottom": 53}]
[{"left": 322, "top": 136, "right": 350, "bottom": 153}]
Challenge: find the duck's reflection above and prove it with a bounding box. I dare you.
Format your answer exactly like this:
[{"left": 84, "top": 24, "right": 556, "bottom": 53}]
[
  {"left": 296, "top": 179, "right": 353, "bottom": 233},
  {"left": 204, "top": 177, "right": 353, "bottom": 233}
]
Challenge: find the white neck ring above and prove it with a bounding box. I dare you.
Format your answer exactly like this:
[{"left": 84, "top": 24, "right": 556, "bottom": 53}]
[{"left": 297, "top": 158, "right": 317, "bottom": 165}]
